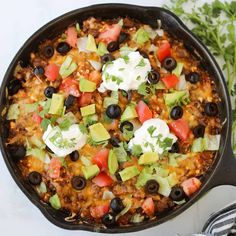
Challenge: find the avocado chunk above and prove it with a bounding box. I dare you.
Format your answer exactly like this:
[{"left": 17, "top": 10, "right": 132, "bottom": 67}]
[
  {"left": 172, "top": 62, "right": 184, "bottom": 76},
  {"left": 86, "top": 34, "right": 97, "bottom": 52},
  {"left": 119, "top": 166, "right": 140, "bottom": 181},
  {"left": 97, "top": 42, "right": 108, "bottom": 56},
  {"left": 82, "top": 164, "right": 100, "bottom": 179},
  {"left": 138, "top": 152, "right": 159, "bottom": 165},
  {"left": 89, "top": 122, "right": 110, "bottom": 142},
  {"left": 79, "top": 78, "right": 96, "bottom": 92},
  {"left": 59, "top": 56, "right": 77, "bottom": 79},
  {"left": 134, "top": 28, "right": 150, "bottom": 45},
  {"left": 108, "top": 150, "right": 118, "bottom": 174},
  {"left": 80, "top": 104, "right": 96, "bottom": 117},
  {"left": 121, "top": 105, "right": 138, "bottom": 122},
  {"left": 163, "top": 90, "right": 188, "bottom": 107},
  {"left": 48, "top": 93, "right": 65, "bottom": 115}
]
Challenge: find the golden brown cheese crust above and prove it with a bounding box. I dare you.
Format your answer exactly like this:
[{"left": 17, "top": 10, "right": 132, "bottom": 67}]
[{"left": 6, "top": 16, "right": 221, "bottom": 225}]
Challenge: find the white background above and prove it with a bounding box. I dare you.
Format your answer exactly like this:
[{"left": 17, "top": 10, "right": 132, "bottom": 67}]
[{"left": 0, "top": 0, "right": 236, "bottom": 236}]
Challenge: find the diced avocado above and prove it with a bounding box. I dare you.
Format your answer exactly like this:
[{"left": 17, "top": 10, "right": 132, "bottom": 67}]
[
  {"left": 155, "top": 175, "right": 171, "bottom": 197},
  {"left": 119, "top": 166, "right": 140, "bottom": 181},
  {"left": 26, "top": 148, "right": 46, "bottom": 162},
  {"left": 191, "top": 138, "right": 204, "bottom": 153},
  {"left": 134, "top": 28, "right": 150, "bottom": 45},
  {"left": 155, "top": 81, "right": 166, "bottom": 90},
  {"left": 48, "top": 93, "right": 65, "bottom": 115},
  {"left": 89, "top": 122, "right": 110, "bottom": 142},
  {"left": 167, "top": 172, "right": 178, "bottom": 187},
  {"left": 172, "top": 62, "right": 184, "bottom": 76},
  {"left": 113, "top": 144, "right": 128, "bottom": 163},
  {"left": 168, "top": 154, "right": 179, "bottom": 167},
  {"left": 7, "top": 104, "right": 20, "bottom": 120},
  {"left": 103, "top": 97, "right": 118, "bottom": 108},
  {"left": 121, "top": 106, "right": 138, "bottom": 122},
  {"left": 86, "top": 34, "right": 97, "bottom": 52},
  {"left": 49, "top": 194, "right": 61, "bottom": 209},
  {"left": 82, "top": 164, "right": 100, "bottom": 179},
  {"left": 79, "top": 78, "right": 96, "bottom": 92},
  {"left": 108, "top": 150, "right": 118, "bottom": 174},
  {"left": 80, "top": 104, "right": 96, "bottom": 117},
  {"left": 97, "top": 42, "right": 108, "bottom": 56},
  {"left": 135, "top": 166, "right": 153, "bottom": 188},
  {"left": 59, "top": 56, "right": 77, "bottom": 79},
  {"left": 163, "top": 90, "right": 187, "bottom": 107},
  {"left": 138, "top": 152, "right": 159, "bottom": 165}
]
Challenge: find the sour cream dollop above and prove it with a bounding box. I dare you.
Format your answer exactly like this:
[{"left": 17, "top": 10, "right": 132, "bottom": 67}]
[
  {"left": 128, "top": 118, "right": 177, "bottom": 155},
  {"left": 98, "top": 51, "right": 151, "bottom": 92},
  {"left": 42, "top": 124, "right": 87, "bottom": 157}
]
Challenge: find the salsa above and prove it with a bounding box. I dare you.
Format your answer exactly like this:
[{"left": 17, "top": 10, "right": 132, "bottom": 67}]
[{"left": 5, "top": 16, "right": 221, "bottom": 227}]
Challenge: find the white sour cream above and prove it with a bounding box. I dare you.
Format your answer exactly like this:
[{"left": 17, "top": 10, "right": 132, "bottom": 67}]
[
  {"left": 42, "top": 124, "right": 87, "bottom": 157},
  {"left": 98, "top": 51, "right": 151, "bottom": 92},
  {"left": 128, "top": 118, "right": 177, "bottom": 154}
]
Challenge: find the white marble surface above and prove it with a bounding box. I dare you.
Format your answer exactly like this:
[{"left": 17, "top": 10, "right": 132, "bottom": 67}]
[{"left": 1, "top": 0, "right": 236, "bottom": 236}]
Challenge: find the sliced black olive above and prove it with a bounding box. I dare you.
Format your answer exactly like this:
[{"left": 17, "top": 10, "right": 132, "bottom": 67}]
[
  {"left": 110, "top": 197, "right": 125, "bottom": 213},
  {"left": 121, "top": 90, "right": 132, "bottom": 102},
  {"left": 169, "top": 142, "right": 180, "bottom": 153},
  {"left": 204, "top": 102, "right": 218, "bottom": 116},
  {"left": 64, "top": 95, "right": 75, "bottom": 108},
  {"left": 170, "top": 186, "right": 186, "bottom": 201},
  {"left": 33, "top": 66, "right": 44, "bottom": 76},
  {"left": 193, "top": 124, "right": 205, "bottom": 138},
  {"left": 115, "top": 172, "right": 122, "bottom": 182},
  {"left": 70, "top": 150, "right": 79, "bottom": 162},
  {"left": 43, "top": 45, "right": 54, "bottom": 58},
  {"left": 46, "top": 145, "right": 54, "bottom": 154},
  {"left": 44, "top": 86, "right": 56, "bottom": 98},
  {"left": 170, "top": 106, "right": 183, "bottom": 120},
  {"left": 19, "top": 59, "right": 28, "bottom": 68},
  {"left": 8, "top": 79, "right": 22, "bottom": 96},
  {"left": 120, "top": 121, "right": 133, "bottom": 133},
  {"left": 110, "top": 136, "right": 120, "bottom": 147},
  {"left": 28, "top": 171, "right": 42, "bottom": 185},
  {"left": 71, "top": 176, "right": 86, "bottom": 190},
  {"left": 145, "top": 179, "right": 159, "bottom": 194},
  {"left": 187, "top": 72, "right": 200, "bottom": 84},
  {"left": 106, "top": 104, "right": 121, "bottom": 119},
  {"left": 56, "top": 42, "right": 71, "bottom": 55},
  {"left": 8, "top": 144, "right": 26, "bottom": 161},
  {"left": 118, "top": 32, "right": 129, "bottom": 44},
  {"left": 102, "top": 212, "right": 116, "bottom": 227},
  {"left": 138, "top": 50, "right": 149, "bottom": 59},
  {"left": 107, "top": 41, "right": 119, "bottom": 52},
  {"left": 162, "top": 57, "right": 177, "bottom": 71},
  {"left": 147, "top": 70, "right": 160, "bottom": 84},
  {"left": 101, "top": 53, "right": 115, "bottom": 64}
]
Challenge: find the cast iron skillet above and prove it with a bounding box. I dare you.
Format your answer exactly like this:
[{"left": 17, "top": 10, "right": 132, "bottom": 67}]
[{"left": 0, "top": 3, "right": 236, "bottom": 233}]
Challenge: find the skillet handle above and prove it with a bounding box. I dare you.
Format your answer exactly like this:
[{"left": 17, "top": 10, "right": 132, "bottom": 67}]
[{"left": 207, "top": 143, "right": 236, "bottom": 188}]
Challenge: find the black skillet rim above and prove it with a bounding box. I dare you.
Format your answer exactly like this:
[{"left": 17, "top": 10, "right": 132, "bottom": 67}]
[{"left": 0, "top": 3, "right": 233, "bottom": 233}]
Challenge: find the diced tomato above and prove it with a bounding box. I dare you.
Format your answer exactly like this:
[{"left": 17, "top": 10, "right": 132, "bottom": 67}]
[
  {"left": 162, "top": 74, "right": 179, "bottom": 89},
  {"left": 77, "top": 92, "right": 92, "bottom": 107},
  {"left": 90, "top": 204, "right": 110, "bottom": 218},
  {"left": 142, "top": 197, "right": 154, "bottom": 216},
  {"left": 92, "top": 172, "right": 113, "bottom": 187},
  {"left": 169, "top": 118, "right": 190, "bottom": 141},
  {"left": 32, "top": 112, "right": 42, "bottom": 124},
  {"left": 136, "top": 100, "right": 153, "bottom": 124},
  {"left": 157, "top": 41, "right": 171, "bottom": 62},
  {"left": 92, "top": 149, "right": 109, "bottom": 171},
  {"left": 181, "top": 177, "right": 201, "bottom": 196},
  {"left": 60, "top": 78, "right": 80, "bottom": 97},
  {"left": 44, "top": 64, "right": 59, "bottom": 82},
  {"left": 48, "top": 157, "right": 61, "bottom": 179},
  {"left": 89, "top": 71, "right": 102, "bottom": 85},
  {"left": 98, "top": 24, "right": 122, "bottom": 44},
  {"left": 66, "top": 26, "right": 77, "bottom": 48}
]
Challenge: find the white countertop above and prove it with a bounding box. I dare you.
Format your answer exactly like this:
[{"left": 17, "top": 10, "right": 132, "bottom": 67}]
[{"left": 1, "top": 0, "right": 236, "bottom": 235}]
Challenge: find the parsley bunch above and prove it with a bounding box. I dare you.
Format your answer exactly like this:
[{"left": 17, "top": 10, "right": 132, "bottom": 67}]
[{"left": 164, "top": 0, "right": 236, "bottom": 156}]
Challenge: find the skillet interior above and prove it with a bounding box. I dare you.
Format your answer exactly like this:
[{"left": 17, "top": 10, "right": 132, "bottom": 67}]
[{"left": 0, "top": 4, "right": 232, "bottom": 233}]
